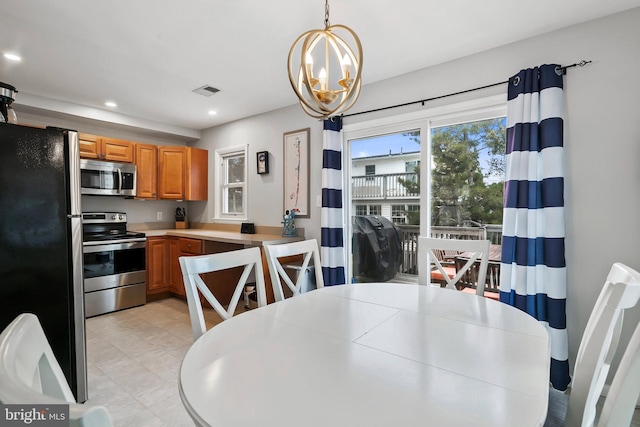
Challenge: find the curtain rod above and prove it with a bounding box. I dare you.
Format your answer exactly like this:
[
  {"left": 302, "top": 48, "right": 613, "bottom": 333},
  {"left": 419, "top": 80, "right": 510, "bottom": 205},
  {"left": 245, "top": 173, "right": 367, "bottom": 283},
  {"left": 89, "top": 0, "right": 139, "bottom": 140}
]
[{"left": 339, "top": 60, "right": 592, "bottom": 119}]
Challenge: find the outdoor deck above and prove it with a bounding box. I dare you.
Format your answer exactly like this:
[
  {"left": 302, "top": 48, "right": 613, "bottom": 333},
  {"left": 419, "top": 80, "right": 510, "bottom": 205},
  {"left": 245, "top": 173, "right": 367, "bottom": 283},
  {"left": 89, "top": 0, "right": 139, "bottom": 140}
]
[{"left": 396, "top": 224, "right": 502, "bottom": 275}]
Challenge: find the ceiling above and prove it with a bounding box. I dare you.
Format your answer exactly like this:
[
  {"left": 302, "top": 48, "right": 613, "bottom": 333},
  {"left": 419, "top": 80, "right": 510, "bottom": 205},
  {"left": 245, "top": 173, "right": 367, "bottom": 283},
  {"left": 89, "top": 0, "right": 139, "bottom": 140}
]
[{"left": 2, "top": 0, "right": 639, "bottom": 136}]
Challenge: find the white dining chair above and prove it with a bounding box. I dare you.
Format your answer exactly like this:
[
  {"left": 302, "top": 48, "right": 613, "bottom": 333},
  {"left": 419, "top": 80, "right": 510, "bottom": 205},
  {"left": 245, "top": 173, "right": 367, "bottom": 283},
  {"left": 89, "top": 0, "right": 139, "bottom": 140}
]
[
  {"left": 179, "top": 246, "right": 267, "bottom": 341},
  {"left": 417, "top": 236, "right": 490, "bottom": 296},
  {"left": 264, "top": 239, "right": 324, "bottom": 302},
  {"left": 544, "top": 262, "right": 640, "bottom": 427},
  {"left": 598, "top": 317, "right": 640, "bottom": 427},
  {"left": 0, "top": 313, "right": 112, "bottom": 427}
]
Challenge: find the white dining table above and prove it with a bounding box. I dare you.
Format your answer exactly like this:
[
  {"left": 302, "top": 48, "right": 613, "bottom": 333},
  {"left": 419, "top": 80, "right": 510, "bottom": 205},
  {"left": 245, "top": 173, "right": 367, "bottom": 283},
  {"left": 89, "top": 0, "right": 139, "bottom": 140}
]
[{"left": 179, "top": 283, "right": 550, "bottom": 427}]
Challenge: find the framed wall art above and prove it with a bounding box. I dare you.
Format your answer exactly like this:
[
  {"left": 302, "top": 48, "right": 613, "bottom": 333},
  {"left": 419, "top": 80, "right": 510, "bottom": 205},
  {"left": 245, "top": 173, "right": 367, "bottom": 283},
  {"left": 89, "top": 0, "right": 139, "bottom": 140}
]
[
  {"left": 256, "top": 151, "right": 269, "bottom": 174},
  {"left": 283, "top": 128, "right": 310, "bottom": 218}
]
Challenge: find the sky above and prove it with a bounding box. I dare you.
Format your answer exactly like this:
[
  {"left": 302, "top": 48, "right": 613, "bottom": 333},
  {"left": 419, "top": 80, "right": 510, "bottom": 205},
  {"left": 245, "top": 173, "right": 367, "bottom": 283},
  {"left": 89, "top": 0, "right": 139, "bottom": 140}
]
[
  {"left": 351, "top": 132, "right": 419, "bottom": 158},
  {"left": 350, "top": 130, "right": 504, "bottom": 184}
]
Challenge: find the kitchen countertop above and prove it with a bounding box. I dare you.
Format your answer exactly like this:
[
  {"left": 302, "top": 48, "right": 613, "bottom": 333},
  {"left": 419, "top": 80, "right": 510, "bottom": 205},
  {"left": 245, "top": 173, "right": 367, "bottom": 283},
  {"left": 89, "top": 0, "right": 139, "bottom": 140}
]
[{"left": 140, "top": 228, "right": 303, "bottom": 246}]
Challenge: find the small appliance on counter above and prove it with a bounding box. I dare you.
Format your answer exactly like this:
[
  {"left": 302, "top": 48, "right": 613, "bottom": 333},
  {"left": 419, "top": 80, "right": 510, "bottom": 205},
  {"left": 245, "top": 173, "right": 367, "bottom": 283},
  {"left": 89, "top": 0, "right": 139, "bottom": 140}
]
[
  {"left": 0, "top": 81, "right": 18, "bottom": 123},
  {"left": 82, "top": 212, "right": 146, "bottom": 317},
  {"left": 176, "top": 207, "right": 188, "bottom": 229}
]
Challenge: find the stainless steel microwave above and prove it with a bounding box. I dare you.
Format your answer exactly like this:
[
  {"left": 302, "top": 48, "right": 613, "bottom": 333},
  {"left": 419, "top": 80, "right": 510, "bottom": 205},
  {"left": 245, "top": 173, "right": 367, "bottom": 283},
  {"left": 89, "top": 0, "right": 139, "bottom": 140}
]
[{"left": 80, "top": 159, "right": 137, "bottom": 197}]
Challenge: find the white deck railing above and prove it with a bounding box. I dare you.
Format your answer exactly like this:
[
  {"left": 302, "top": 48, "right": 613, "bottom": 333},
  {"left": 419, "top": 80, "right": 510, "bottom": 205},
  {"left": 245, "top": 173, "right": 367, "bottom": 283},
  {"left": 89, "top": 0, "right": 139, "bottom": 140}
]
[{"left": 395, "top": 225, "right": 502, "bottom": 275}]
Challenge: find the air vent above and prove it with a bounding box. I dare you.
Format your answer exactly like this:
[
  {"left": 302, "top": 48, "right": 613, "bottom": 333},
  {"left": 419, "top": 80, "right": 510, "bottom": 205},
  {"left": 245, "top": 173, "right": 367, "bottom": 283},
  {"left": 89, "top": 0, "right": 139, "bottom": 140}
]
[{"left": 192, "top": 85, "right": 221, "bottom": 97}]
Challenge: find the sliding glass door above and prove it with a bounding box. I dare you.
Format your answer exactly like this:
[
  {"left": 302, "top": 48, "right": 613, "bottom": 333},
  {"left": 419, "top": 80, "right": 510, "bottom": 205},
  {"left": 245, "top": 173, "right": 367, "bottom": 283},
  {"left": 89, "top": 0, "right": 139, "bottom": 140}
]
[
  {"left": 349, "top": 131, "right": 421, "bottom": 283},
  {"left": 343, "top": 97, "right": 506, "bottom": 284}
]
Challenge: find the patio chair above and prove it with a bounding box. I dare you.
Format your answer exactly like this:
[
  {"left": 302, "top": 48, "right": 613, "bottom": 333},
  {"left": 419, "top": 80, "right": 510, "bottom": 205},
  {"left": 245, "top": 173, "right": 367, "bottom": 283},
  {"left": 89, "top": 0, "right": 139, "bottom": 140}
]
[
  {"left": 544, "top": 262, "right": 640, "bottom": 427},
  {"left": 179, "top": 247, "right": 267, "bottom": 341},
  {"left": 454, "top": 257, "right": 501, "bottom": 300},
  {"left": 264, "top": 239, "right": 324, "bottom": 302},
  {"left": 0, "top": 313, "right": 112, "bottom": 427},
  {"left": 428, "top": 248, "right": 459, "bottom": 285},
  {"left": 418, "top": 237, "right": 490, "bottom": 296}
]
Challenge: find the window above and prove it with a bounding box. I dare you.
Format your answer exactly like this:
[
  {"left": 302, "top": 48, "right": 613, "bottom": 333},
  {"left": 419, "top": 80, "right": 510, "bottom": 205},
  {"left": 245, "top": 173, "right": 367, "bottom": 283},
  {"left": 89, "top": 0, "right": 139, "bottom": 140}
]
[
  {"left": 405, "top": 160, "right": 419, "bottom": 173},
  {"left": 215, "top": 146, "right": 247, "bottom": 219},
  {"left": 365, "top": 164, "right": 375, "bottom": 181},
  {"left": 368, "top": 205, "right": 381, "bottom": 216},
  {"left": 406, "top": 204, "right": 420, "bottom": 225},
  {"left": 431, "top": 118, "right": 506, "bottom": 228},
  {"left": 345, "top": 94, "right": 507, "bottom": 282},
  {"left": 391, "top": 205, "right": 406, "bottom": 224},
  {"left": 355, "top": 205, "right": 367, "bottom": 216}
]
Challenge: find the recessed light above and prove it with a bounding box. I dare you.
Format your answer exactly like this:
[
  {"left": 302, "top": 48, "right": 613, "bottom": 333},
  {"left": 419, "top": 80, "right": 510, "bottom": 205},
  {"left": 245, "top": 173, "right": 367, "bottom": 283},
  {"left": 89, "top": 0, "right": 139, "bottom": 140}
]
[
  {"left": 208, "top": 110, "right": 217, "bottom": 116},
  {"left": 4, "top": 53, "right": 21, "bottom": 62},
  {"left": 105, "top": 101, "right": 117, "bottom": 108}
]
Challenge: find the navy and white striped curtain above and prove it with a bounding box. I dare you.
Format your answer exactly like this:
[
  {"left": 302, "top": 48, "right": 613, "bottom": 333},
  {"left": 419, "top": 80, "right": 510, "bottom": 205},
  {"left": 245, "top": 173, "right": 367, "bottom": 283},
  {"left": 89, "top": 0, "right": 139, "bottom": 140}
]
[
  {"left": 321, "top": 117, "right": 346, "bottom": 286},
  {"left": 500, "top": 64, "right": 569, "bottom": 390}
]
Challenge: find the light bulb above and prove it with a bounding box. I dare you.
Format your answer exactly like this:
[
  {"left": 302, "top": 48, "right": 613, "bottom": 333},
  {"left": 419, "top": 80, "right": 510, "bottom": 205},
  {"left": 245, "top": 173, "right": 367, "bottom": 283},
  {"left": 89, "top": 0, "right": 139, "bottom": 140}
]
[
  {"left": 341, "top": 54, "right": 352, "bottom": 74},
  {"left": 319, "top": 68, "right": 327, "bottom": 91},
  {"left": 305, "top": 52, "right": 314, "bottom": 80}
]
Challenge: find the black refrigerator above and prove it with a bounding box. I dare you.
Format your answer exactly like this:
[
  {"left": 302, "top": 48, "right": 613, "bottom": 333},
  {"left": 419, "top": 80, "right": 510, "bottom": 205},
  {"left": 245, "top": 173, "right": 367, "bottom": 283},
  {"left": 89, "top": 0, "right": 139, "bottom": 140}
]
[{"left": 0, "top": 122, "right": 87, "bottom": 402}]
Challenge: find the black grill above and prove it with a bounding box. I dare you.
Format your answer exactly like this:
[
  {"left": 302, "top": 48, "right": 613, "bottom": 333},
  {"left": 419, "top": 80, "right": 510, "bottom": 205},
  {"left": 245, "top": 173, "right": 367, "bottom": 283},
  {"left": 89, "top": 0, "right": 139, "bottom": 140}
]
[{"left": 352, "top": 215, "right": 403, "bottom": 282}]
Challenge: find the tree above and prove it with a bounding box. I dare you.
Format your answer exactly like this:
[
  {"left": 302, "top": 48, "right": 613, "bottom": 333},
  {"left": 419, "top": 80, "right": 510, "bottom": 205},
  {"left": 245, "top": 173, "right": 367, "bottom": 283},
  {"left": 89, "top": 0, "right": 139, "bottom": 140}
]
[{"left": 398, "top": 118, "right": 506, "bottom": 226}]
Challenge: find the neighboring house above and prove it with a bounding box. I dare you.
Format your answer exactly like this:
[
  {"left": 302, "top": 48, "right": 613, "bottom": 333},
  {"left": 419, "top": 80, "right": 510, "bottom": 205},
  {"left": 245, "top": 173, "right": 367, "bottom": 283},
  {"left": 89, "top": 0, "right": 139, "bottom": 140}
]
[{"left": 351, "top": 150, "right": 420, "bottom": 224}]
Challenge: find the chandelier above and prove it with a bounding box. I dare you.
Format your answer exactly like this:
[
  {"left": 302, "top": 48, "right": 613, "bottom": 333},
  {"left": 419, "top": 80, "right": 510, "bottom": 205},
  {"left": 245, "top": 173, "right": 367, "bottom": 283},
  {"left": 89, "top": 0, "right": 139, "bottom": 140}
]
[{"left": 287, "top": 0, "right": 363, "bottom": 118}]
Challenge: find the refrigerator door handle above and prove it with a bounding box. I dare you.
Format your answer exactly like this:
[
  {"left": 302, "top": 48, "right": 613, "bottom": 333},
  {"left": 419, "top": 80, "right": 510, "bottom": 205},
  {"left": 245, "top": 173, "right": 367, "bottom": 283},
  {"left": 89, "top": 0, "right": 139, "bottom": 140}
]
[
  {"left": 70, "top": 215, "right": 88, "bottom": 402},
  {"left": 67, "top": 131, "right": 82, "bottom": 217},
  {"left": 66, "top": 130, "right": 88, "bottom": 402}
]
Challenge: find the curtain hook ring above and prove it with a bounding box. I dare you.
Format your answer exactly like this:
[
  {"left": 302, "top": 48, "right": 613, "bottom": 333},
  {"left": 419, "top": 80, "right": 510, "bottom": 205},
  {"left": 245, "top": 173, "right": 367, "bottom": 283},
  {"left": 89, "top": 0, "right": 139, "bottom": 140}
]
[
  {"left": 555, "top": 66, "right": 563, "bottom": 76},
  {"left": 513, "top": 76, "right": 520, "bottom": 86}
]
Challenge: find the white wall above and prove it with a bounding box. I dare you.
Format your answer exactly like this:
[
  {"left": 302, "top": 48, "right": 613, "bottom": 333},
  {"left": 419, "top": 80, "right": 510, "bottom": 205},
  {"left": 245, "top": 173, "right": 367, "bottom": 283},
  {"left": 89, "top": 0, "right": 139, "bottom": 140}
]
[
  {"left": 194, "top": 7, "right": 640, "bottom": 375},
  {"left": 190, "top": 106, "right": 322, "bottom": 233}
]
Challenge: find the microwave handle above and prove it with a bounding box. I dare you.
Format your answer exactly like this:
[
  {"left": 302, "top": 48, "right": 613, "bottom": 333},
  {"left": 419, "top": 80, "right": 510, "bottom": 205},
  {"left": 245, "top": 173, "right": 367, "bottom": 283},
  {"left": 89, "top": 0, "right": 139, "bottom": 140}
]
[{"left": 117, "top": 168, "right": 123, "bottom": 193}]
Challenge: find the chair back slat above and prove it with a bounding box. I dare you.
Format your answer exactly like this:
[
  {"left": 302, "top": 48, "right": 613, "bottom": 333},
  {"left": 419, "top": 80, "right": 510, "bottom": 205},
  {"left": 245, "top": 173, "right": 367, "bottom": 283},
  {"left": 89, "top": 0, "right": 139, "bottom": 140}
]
[
  {"left": 0, "top": 313, "right": 112, "bottom": 426},
  {"left": 179, "top": 247, "right": 267, "bottom": 341},
  {"left": 563, "top": 263, "right": 640, "bottom": 427},
  {"left": 598, "top": 317, "right": 640, "bottom": 426},
  {"left": 264, "top": 239, "right": 324, "bottom": 302},
  {"left": 418, "top": 237, "right": 490, "bottom": 296}
]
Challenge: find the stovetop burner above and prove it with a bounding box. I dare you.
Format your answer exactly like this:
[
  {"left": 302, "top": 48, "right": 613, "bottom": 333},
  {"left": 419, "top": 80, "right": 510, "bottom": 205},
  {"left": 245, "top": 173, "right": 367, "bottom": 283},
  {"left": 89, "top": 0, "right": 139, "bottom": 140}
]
[{"left": 82, "top": 212, "right": 145, "bottom": 244}]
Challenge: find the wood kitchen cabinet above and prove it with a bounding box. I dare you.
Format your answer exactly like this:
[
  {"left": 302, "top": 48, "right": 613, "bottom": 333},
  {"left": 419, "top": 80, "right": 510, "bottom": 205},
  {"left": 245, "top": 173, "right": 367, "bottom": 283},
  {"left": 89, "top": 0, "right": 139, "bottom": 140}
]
[
  {"left": 135, "top": 143, "right": 158, "bottom": 199},
  {"left": 169, "top": 238, "right": 203, "bottom": 296},
  {"left": 143, "top": 237, "right": 202, "bottom": 297},
  {"left": 168, "top": 239, "right": 183, "bottom": 296},
  {"left": 79, "top": 133, "right": 135, "bottom": 163},
  {"left": 146, "top": 236, "right": 248, "bottom": 307},
  {"left": 147, "top": 236, "right": 203, "bottom": 297},
  {"left": 146, "top": 237, "right": 169, "bottom": 294},
  {"left": 158, "top": 146, "right": 208, "bottom": 200},
  {"left": 78, "top": 133, "right": 100, "bottom": 159}
]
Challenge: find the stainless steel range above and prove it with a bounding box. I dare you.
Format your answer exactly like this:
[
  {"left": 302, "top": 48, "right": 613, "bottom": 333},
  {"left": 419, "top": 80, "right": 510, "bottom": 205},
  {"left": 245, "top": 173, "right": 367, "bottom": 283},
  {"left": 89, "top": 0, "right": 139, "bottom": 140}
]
[{"left": 82, "top": 212, "right": 146, "bottom": 318}]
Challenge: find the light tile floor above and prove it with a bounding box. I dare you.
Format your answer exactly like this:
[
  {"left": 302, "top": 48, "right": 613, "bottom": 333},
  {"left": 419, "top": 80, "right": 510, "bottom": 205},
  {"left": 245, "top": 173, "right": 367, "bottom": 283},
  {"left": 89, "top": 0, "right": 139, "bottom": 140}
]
[
  {"left": 85, "top": 298, "right": 230, "bottom": 427},
  {"left": 86, "top": 297, "right": 640, "bottom": 426}
]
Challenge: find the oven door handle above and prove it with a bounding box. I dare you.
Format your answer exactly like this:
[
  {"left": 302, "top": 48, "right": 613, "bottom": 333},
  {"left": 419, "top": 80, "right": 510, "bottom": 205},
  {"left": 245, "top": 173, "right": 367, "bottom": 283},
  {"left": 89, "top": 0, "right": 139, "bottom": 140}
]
[{"left": 82, "top": 240, "right": 146, "bottom": 253}]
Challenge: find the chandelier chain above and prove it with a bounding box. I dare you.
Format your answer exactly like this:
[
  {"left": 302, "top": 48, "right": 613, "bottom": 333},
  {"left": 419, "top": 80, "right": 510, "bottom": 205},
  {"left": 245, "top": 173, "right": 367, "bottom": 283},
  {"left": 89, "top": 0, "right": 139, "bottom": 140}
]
[{"left": 324, "top": 0, "right": 330, "bottom": 28}]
